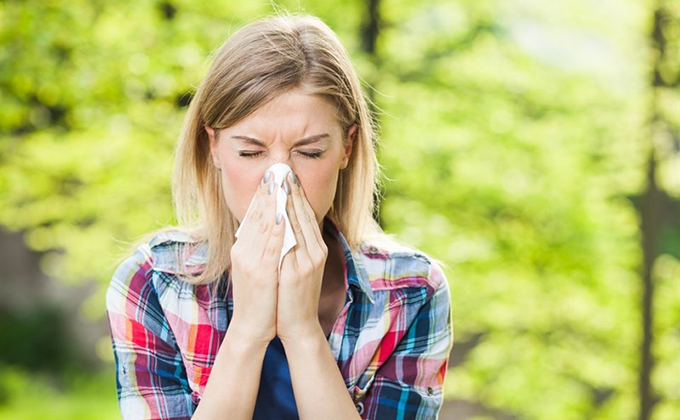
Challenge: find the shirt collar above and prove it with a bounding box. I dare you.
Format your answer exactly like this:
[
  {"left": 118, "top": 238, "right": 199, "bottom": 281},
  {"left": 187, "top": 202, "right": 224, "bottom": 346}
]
[{"left": 323, "top": 216, "right": 375, "bottom": 304}]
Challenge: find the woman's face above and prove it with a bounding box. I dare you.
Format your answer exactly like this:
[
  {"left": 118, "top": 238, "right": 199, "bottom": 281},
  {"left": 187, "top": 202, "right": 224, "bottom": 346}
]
[{"left": 205, "top": 88, "right": 357, "bottom": 230}]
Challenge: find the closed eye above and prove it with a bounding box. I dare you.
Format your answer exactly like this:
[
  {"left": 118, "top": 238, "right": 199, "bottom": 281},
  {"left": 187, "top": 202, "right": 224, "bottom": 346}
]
[
  {"left": 238, "top": 151, "right": 263, "bottom": 159},
  {"left": 239, "top": 151, "right": 324, "bottom": 159},
  {"left": 298, "top": 151, "right": 323, "bottom": 159}
]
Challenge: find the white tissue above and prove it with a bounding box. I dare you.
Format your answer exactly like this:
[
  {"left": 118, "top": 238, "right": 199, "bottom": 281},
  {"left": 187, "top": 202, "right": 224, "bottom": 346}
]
[{"left": 234, "top": 163, "right": 297, "bottom": 275}]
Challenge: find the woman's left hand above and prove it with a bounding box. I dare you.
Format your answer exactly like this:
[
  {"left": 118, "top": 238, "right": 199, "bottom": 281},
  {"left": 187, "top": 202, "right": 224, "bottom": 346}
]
[{"left": 276, "top": 171, "right": 328, "bottom": 344}]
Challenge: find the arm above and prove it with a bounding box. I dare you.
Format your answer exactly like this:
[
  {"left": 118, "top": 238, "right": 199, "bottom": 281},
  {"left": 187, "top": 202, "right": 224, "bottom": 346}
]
[
  {"left": 281, "top": 325, "right": 362, "bottom": 420},
  {"left": 356, "top": 260, "right": 454, "bottom": 419},
  {"left": 191, "top": 323, "right": 269, "bottom": 420},
  {"left": 106, "top": 245, "right": 194, "bottom": 420},
  {"left": 106, "top": 245, "right": 269, "bottom": 420}
]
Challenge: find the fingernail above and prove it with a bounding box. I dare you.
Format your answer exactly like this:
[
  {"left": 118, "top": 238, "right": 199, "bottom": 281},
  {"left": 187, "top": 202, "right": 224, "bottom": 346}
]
[
  {"left": 262, "top": 169, "right": 271, "bottom": 184},
  {"left": 283, "top": 180, "right": 291, "bottom": 195},
  {"left": 268, "top": 181, "right": 275, "bottom": 195},
  {"left": 292, "top": 172, "right": 299, "bottom": 185},
  {"left": 276, "top": 213, "right": 283, "bottom": 224}
]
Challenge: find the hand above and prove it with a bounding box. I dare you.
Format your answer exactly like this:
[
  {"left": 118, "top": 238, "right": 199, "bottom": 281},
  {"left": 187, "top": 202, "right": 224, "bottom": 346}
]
[
  {"left": 228, "top": 171, "right": 286, "bottom": 346},
  {"left": 276, "top": 171, "right": 328, "bottom": 344}
]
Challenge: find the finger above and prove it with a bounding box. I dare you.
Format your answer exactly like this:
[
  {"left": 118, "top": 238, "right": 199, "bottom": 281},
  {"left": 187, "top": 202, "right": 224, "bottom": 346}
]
[
  {"left": 262, "top": 201, "right": 286, "bottom": 274},
  {"left": 236, "top": 174, "right": 267, "bottom": 242},
  {"left": 284, "top": 179, "right": 306, "bottom": 266},
  {"left": 239, "top": 173, "right": 276, "bottom": 258},
  {"left": 292, "top": 171, "right": 324, "bottom": 248},
  {"left": 288, "top": 171, "right": 324, "bottom": 256}
]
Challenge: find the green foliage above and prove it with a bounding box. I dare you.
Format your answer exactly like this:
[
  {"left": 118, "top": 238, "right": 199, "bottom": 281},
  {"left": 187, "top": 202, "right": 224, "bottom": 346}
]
[
  {"left": 0, "top": 305, "right": 82, "bottom": 373},
  {"left": 0, "top": 0, "right": 678, "bottom": 419},
  {"left": 0, "top": 366, "right": 119, "bottom": 420}
]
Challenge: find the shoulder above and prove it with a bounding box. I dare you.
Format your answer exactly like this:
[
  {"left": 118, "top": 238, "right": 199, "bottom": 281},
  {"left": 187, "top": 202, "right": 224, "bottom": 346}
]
[
  {"left": 355, "top": 238, "right": 449, "bottom": 297},
  {"left": 106, "top": 230, "right": 205, "bottom": 304},
  {"left": 345, "top": 239, "right": 453, "bottom": 404},
  {"left": 105, "top": 234, "right": 190, "bottom": 357},
  {"left": 107, "top": 242, "right": 155, "bottom": 303},
  {"left": 146, "top": 230, "right": 206, "bottom": 275}
]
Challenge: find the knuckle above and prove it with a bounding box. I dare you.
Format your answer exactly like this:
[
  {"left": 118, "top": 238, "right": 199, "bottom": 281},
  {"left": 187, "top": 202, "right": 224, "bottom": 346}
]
[
  {"left": 264, "top": 243, "right": 279, "bottom": 259},
  {"left": 250, "top": 209, "right": 262, "bottom": 221},
  {"left": 299, "top": 260, "right": 313, "bottom": 274},
  {"left": 257, "top": 221, "right": 269, "bottom": 234}
]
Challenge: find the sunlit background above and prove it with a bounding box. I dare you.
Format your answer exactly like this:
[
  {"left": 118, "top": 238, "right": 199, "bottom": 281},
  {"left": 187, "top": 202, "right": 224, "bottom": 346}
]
[{"left": 1, "top": 0, "right": 678, "bottom": 419}]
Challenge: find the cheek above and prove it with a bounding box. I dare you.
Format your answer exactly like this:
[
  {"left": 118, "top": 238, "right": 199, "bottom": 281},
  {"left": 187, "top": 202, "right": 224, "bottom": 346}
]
[
  {"left": 221, "top": 160, "right": 262, "bottom": 221},
  {"left": 299, "top": 167, "right": 339, "bottom": 216}
]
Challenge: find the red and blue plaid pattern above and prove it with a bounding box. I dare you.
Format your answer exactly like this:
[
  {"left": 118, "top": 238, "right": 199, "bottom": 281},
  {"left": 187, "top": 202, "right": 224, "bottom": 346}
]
[{"left": 106, "top": 217, "right": 454, "bottom": 419}]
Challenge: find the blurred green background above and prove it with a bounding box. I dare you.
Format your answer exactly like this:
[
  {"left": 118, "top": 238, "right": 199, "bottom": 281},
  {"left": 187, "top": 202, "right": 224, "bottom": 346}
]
[{"left": 0, "top": 0, "right": 678, "bottom": 419}]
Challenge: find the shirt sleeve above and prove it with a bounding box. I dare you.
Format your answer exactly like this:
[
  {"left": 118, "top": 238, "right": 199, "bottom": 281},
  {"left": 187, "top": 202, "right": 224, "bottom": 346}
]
[
  {"left": 359, "top": 259, "right": 454, "bottom": 420},
  {"left": 105, "top": 244, "right": 196, "bottom": 420}
]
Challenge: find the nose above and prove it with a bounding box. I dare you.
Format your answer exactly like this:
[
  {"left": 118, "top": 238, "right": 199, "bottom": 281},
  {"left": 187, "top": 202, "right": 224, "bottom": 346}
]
[{"left": 266, "top": 153, "right": 294, "bottom": 169}]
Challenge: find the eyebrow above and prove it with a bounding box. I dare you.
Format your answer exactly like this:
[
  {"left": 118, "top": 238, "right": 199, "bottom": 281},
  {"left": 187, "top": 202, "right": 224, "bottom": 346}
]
[{"left": 231, "top": 133, "right": 330, "bottom": 147}]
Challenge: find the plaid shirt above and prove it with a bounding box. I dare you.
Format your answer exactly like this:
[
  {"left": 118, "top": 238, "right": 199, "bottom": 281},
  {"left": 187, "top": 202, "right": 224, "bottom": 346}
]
[{"left": 106, "top": 218, "right": 454, "bottom": 420}]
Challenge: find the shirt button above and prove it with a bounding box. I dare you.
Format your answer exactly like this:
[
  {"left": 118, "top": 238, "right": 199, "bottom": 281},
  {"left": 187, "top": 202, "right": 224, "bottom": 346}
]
[
  {"left": 190, "top": 391, "right": 202, "bottom": 405},
  {"left": 368, "top": 246, "right": 378, "bottom": 255},
  {"left": 356, "top": 401, "right": 364, "bottom": 414}
]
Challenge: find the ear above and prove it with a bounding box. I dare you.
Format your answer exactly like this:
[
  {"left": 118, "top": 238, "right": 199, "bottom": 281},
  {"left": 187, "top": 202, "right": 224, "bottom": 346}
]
[
  {"left": 341, "top": 124, "right": 357, "bottom": 170},
  {"left": 205, "top": 125, "right": 221, "bottom": 169}
]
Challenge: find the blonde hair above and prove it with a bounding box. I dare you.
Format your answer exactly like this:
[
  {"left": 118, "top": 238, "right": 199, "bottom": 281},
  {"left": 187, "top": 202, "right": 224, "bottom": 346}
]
[{"left": 115, "top": 11, "right": 445, "bottom": 297}]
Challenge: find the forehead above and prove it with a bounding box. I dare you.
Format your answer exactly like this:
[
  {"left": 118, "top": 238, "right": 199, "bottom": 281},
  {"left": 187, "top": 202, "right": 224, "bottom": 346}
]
[{"left": 229, "top": 90, "right": 340, "bottom": 134}]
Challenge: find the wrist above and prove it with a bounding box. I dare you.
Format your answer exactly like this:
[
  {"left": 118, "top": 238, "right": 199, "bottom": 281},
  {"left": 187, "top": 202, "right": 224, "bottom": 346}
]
[
  {"left": 225, "top": 320, "right": 274, "bottom": 350},
  {"left": 279, "top": 323, "right": 325, "bottom": 349}
]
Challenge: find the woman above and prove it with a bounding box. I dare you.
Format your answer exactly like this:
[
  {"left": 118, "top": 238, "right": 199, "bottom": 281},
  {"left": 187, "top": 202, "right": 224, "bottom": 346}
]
[{"left": 106, "top": 12, "right": 454, "bottom": 420}]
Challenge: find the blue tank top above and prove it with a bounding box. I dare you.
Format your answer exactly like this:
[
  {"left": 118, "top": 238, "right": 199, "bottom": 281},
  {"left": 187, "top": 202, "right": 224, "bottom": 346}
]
[
  {"left": 251, "top": 333, "right": 330, "bottom": 419},
  {"left": 252, "top": 335, "right": 298, "bottom": 419}
]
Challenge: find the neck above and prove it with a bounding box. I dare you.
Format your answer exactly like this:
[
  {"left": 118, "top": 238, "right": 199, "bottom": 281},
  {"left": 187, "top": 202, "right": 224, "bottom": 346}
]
[{"left": 321, "top": 226, "right": 345, "bottom": 292}]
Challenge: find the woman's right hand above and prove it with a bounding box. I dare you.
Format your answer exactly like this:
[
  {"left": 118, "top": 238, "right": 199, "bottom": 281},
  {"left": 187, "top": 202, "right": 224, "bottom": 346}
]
[{"left": 228, "top": 169, "right": 285, "bottom": 346}]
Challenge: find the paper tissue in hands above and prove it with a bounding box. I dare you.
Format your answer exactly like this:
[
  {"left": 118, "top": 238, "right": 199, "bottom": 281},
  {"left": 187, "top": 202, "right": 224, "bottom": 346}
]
[{"left": 234, "top": 163, "right": 297, "bottom": 275}]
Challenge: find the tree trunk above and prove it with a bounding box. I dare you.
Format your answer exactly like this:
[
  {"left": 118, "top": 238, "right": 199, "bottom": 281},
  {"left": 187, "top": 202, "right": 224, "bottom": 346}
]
[
  {"left": 359, "top": 0, "right": 385, "bottom": 228},
  {"left": 638, "top": 2, "right": 668, "bottom": 418}
]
